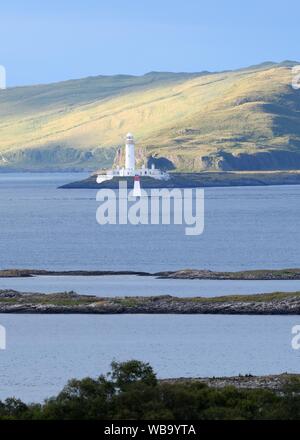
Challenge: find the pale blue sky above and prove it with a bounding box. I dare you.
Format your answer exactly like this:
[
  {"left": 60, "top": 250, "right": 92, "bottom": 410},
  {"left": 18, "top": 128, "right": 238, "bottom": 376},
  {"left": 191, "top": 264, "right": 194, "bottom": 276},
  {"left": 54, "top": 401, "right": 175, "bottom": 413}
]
[{"left": 0, "top": 0, "right": 299, "bottom": 86}]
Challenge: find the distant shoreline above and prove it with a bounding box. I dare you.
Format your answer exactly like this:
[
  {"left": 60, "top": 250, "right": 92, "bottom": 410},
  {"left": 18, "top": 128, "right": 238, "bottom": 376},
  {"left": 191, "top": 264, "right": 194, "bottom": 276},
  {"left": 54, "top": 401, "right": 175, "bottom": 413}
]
[{"left": 1, "top": 268, "right": 300, "bottom": 280}]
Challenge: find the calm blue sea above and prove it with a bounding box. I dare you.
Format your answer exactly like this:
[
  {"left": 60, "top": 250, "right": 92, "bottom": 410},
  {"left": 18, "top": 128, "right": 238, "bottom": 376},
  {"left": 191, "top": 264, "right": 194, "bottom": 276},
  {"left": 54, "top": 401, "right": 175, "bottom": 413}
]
[
  {"left": 0, "top": 173, "right": 300, "bottom": 272},
  {"left": 0, "top": 173, "right": 300, "bottom": 402}
]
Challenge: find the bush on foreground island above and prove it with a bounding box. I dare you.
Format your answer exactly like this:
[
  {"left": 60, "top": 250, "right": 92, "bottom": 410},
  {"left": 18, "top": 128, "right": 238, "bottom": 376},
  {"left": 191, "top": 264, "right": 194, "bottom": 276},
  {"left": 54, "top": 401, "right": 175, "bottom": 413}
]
[{"left": 1, "top": 360, "right": 300, "bottom": 420}]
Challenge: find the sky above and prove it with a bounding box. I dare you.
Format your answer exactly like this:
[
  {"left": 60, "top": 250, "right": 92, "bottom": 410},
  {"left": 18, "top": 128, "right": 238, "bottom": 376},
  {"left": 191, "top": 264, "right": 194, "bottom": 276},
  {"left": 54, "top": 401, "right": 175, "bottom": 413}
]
[{"left": 0, "top": 0, "right": 299, "bottom": 87}]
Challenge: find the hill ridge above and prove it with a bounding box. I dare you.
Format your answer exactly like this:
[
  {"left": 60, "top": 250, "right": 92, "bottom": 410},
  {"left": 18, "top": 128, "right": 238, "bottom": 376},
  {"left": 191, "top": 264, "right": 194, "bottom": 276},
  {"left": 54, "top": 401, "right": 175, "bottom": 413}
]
[{"left": 0, "top": 62, "right": 300, "bottom": 171}]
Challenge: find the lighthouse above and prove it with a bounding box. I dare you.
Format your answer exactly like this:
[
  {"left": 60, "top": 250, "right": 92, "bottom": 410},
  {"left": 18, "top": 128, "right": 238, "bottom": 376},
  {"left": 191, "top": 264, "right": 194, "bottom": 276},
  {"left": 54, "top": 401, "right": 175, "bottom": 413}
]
[
  {"left": 125, "top": 133, "right": 135, "bottom": 172},
  {"left": 96, "top": 132, "right": 170, "bottom": 183}
]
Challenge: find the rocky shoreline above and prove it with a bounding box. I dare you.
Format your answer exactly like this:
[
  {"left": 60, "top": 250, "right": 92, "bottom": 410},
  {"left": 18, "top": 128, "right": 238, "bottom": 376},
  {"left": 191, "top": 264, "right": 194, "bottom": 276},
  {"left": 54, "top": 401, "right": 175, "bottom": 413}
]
[
  {"left": 59, "top": 171, "right": 300, "bottom": 189},
  {"left": 0, "top": 269, "right": 151, "bottom": 278},
  {"left": 156, "top": 268, "right": 300, "bottom": 280},
  {"left": 1, "top": 268, "right": 300, "bottom": 280},
  {"left": 1, "top": 290, "right": 300, "bottom": 314},
  {"left": 161, "top": 373, "right": 300, "bottom": 392}
]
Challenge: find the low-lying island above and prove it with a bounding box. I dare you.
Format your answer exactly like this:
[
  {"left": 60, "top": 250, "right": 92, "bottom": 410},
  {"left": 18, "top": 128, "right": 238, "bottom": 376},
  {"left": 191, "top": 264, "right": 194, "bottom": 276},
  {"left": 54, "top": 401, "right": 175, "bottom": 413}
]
[
  {"left": 59, "top": 170, "right": 300, "bottom": 189},
  {"left": 1, "top": 290, "right": 300, "bottom": 314}
]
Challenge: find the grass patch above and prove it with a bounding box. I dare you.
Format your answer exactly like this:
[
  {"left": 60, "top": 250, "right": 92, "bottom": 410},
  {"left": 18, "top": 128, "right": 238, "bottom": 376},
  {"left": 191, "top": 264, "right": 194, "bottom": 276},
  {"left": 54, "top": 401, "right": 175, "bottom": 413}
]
[
  {"left": 181, "top": 292, "right": 300, "bottom": 303},
  {"left": 1, "top": 291, "right": 300, "bottom": 307}
]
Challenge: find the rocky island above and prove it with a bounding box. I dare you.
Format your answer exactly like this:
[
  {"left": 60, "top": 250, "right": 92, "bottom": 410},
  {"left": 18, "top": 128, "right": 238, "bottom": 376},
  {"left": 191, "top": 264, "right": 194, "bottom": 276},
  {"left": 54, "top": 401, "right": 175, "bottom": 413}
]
[
  {"left": 1, "top": 267, "right": 300, "bottom": 280},
  {"left": 59, "top": 171, "right": 300, "bottom": 189},
  {"left": 156, "top": 268, "right": 300, "bottom": 280},
  {"left": 1, "top": 290, "right": 300, "bottom": 315}
]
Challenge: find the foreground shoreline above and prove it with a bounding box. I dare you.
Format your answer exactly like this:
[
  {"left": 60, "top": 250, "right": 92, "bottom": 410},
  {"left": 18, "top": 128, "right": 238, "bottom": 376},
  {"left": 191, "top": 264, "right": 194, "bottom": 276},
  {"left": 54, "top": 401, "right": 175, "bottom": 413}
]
[
  {"left": 1, "top": 290, "right": 300, "bottom": 314},
  {"left": 2, "top": 363, "right": 300, "bottom": 419}
]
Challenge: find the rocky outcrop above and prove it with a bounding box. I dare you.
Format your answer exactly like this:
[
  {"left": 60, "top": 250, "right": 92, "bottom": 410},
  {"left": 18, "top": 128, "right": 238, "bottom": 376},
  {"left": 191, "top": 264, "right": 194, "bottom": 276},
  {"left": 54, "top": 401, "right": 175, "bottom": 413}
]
[
  {"left": 162, "top": 373, "right": 300, "bottom": 391},
  {"left": 156, "top": 268, "right": 300, "bottom": 280},
  {"left": 113, "top": 149, "right": 300, "bottom": 173},
  {"left": 1, "top": 291, "right": 300, "bottom": 315},
  {"left": 204, "top": 150, "right": 300, "bottom": 171},
  {"left": 59, "top": 170, "right": 300, "bottom": 189}
]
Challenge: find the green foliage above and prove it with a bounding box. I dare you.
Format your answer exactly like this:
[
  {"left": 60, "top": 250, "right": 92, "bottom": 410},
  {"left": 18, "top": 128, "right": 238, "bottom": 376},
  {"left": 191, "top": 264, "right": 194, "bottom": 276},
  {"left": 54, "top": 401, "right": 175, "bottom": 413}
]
[
  {"left": 1, "top": 360, "right": 300, "bottom": 420},
  {"left": 110, "top": 360, "right": 157, "bottom": 389},
  {"left": 0, "top": 398, "right": 31, "bottom": 419}
]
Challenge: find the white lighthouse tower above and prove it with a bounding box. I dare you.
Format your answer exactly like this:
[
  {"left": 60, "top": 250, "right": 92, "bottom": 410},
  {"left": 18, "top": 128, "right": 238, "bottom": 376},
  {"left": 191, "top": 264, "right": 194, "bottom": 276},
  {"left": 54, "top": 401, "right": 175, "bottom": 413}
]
[
  {"left": 96, "top": 132, "right": 170, "bottom": 183},
  {"left": 125, "top": 133, "right": 135, "bottom": 173}
]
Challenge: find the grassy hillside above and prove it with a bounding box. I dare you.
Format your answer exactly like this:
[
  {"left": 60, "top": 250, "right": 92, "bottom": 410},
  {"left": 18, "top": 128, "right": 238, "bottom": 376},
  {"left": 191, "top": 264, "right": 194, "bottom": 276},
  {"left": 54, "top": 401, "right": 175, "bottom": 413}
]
[{"left": 0, "top": 62, "right": 299, "bottom": 171}]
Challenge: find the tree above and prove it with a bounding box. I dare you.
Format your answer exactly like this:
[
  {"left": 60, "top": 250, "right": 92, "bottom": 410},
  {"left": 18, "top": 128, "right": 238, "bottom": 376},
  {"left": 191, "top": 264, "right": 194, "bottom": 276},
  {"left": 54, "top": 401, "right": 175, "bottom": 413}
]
[{"left": 110, "top": 360, "right": 157, "bottom": 390}]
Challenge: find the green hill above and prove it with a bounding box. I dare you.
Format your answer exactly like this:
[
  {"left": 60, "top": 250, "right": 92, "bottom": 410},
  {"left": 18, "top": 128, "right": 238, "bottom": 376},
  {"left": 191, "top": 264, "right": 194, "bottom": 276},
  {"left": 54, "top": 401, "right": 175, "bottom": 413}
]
[{"left": 0, "top": 61, "right": 300, "bottom": 171}]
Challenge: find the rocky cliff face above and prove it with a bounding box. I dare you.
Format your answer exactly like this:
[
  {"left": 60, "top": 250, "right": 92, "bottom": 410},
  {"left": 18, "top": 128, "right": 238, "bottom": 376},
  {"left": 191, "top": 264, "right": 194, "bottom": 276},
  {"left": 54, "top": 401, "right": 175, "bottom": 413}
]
[
  {"left": 2, "top": 145, "right": 116, "bottom": 171},
  {"left": 113, "top": 148, "right": 300, "bottom": 172},
  {"left": 201, "top": 150, "right": 300, "bottom": 171}
]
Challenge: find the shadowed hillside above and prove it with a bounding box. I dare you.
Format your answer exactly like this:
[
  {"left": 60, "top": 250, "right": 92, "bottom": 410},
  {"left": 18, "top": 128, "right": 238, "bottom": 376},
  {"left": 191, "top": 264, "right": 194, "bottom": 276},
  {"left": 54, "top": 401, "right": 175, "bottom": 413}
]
[{"left": 0, "top": 62, "right": 299, "bottom": 171}]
